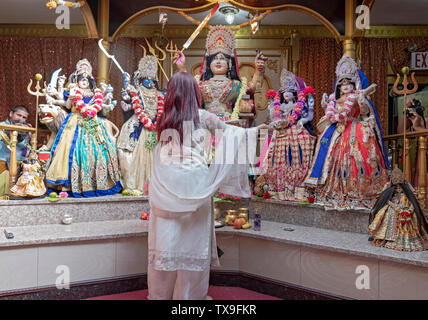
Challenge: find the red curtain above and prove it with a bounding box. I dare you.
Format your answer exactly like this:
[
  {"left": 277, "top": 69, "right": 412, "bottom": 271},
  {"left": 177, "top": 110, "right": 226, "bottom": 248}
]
[
  {"left": 299, "top": 38, "right": 343, "bottom": 126},
  {"left": 360, "top": 38, "right": 389, "bottom": 133}
]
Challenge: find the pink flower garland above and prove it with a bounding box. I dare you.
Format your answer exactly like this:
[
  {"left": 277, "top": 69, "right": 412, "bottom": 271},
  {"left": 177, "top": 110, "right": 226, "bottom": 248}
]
[
  {"left": 287, "top": 86, "right": 315, "bottom": 125},
  {"left": 73, "top": 88, "right": 103, "bottom": 118}
]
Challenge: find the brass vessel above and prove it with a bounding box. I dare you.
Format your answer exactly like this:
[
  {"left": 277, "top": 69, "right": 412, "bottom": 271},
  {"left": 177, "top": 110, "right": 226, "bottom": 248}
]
[
  {"left": 238, "top": 208, "right": 249, "bottom": 223},
  {"left": 225, "top": 209, "right": 237, "bottom": 226}
]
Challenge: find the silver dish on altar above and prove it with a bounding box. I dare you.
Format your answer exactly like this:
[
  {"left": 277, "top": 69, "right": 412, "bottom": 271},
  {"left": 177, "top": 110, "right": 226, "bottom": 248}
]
[{"left": 214, "top": 220, "right": 225, "bottom": 228}]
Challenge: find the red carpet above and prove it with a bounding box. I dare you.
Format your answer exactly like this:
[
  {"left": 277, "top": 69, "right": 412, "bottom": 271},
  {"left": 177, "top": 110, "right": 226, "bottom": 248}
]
[{"left": 85, "top": 286, "right": 281, "bottom": 300}]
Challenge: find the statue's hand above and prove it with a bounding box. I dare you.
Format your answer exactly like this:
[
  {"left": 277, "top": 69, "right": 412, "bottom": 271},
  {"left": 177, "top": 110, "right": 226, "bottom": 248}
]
[
  {"left": 357, "top": 91, "right": 368, "bottom": 107},
  {"left": 255, "top": 52, "right": 268, "bottom": 72},
  {"left": 297, "top": 119, "right": 305, "bottom": 131},
  {"left": 308, "top": 94, "right": 315, "bottom": 109},
  {"left": 121, "top": 101, "right": 130, "bottom": 112},
  {"left": 321, "top": 93, "right": 328, "bottom": 109}
]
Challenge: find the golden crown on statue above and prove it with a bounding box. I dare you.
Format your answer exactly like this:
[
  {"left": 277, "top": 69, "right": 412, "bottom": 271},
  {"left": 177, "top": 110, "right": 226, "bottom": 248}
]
[
  {"left": 335, "top": 54, "right": 360, "bottom": 89},
  {"left": 280, "top": 68, "right": 300, "bottom": 93},
  {"left": 206, "top": 25, "right": 235, "bottom": 57}
]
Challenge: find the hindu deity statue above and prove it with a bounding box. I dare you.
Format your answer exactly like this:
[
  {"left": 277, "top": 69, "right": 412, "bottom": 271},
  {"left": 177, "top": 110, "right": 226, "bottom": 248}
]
[
  {"left": 304, "top": 54, "right": 390, "bottom": 210},
  {"left": 176, "top": 25, "right": 267, "bottom": 123},
  {"left": 117, "top": 55, "right": 164, "bottom": 195},
  {"left": 260, "top": 69, "right": 316, "bottom": 201},
  {"left": 45, "top": 58, "right": 121, "bottom": 197},
  {"left": 10, "top": 151, "right": 46, "bottom": 198},
  {"left": 369, "top": 167, "right": 428, "bottom": 251}
]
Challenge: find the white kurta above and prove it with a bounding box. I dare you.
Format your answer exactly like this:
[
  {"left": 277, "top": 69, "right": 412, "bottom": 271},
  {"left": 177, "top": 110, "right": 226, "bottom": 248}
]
[{"left": 148, "top": 109, "right": 258, "bottom": 272}]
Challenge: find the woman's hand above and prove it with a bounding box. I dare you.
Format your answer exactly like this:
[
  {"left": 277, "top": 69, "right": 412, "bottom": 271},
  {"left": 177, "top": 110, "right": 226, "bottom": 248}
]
[
  {"left": 257, "top": 123, "right": 270, "bottom": 132},
  {"left": 173, "top": 50, "right": 186, "bottom": 72}
]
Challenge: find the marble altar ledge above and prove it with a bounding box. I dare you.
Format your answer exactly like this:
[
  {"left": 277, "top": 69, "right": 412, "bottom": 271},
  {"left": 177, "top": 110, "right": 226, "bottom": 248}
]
[
  {"left": 0, "top": 219, "right": 427, "bottom": 269},
  {"left": 0, "top": 194, "right": 149, "bottom": 206}
]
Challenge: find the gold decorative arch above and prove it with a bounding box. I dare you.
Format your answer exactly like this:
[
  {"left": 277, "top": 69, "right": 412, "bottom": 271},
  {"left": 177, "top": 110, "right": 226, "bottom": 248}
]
[
  {"left": 110, "top": 2, "right": 342, "bottom": 42},
  {"left": 79, "top": 1, "right": 98, "bottom": 38},
  {"left": 229, "top": 1, "right": 342, "bottom": 42},
  {"left": 111, "top": 3, "right": 217, "bottom": 41}
]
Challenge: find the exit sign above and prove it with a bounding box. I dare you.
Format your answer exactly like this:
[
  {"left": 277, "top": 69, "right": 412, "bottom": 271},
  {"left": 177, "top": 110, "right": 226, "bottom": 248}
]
[{"left": 411, "top": 52, "right": 428, "bottom": 70}]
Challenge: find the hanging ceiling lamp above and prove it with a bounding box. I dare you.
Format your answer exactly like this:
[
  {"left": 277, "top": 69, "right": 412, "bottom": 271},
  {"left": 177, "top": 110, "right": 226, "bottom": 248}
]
[{"left": 219, "top": 6, "right": 239, "bottom": 25}]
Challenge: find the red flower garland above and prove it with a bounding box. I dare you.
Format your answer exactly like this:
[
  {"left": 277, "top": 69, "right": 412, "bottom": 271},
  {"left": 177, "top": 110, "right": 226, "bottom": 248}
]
[
  {"left": 130, "top": 90, "right": 164, "bottom": 131},
  {"left": 73, "top": 88, "right": 103, "bottom": 118}
]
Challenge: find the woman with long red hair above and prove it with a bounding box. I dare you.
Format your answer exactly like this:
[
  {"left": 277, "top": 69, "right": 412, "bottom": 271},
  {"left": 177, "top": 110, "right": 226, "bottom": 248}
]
[{"left": 148, "top": 63, "right": 268, "bottom": 300}]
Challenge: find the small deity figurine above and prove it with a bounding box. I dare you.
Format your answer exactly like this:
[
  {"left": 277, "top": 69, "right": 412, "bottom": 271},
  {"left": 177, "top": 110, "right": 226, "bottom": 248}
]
[
  {"left": 304, "top": 54, "right": 390, "bottom": 209},
  {"left": 175, "top": 25, "right": 267, "bottom": 123},
  {"left": 117, "top": 54, "right": 165, "bottom": 195},
  {"left": 10, "top": 151, "right": 46, "bottom": 197},
  {"left": 45, "top": 68, "right": 68, "bottom": 110},
  {"left": 260, "top": 69, "right": 316, "bottom": 201},
  {"left": 369, "top": 167, "right": 428, "bottom": 251},
  {"left": 45, "top": 58, "right": 121, "bottom": 197}
]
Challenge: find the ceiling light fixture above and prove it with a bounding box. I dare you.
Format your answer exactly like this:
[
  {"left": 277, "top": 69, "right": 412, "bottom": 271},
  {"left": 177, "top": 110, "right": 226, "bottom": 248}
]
[{"left": 219, "top": 6, "right": 239, "bottom": 25}]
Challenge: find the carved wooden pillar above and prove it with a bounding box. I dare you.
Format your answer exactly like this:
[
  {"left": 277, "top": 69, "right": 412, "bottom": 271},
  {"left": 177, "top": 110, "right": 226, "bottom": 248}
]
[
  {"left": 9, "top": 131, "right": 18, "bottom": 191},
  {"left": 418, "top": 136, "right": 427, "bottom": 207},
  {"left": 290, "top": 30, "right": 300, "bottom": 75},
  {"left": 391, "top": 139, "right": 397, "bottom": 168},
  {"left": 405, "top": 138, "right": 412, "bottom": 182},
  {"left": 30, "top": 132, "right": 37, "bottom": 151}
]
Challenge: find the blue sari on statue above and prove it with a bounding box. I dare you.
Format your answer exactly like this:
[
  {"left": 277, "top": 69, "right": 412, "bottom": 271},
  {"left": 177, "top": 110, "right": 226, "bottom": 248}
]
[
  {"left": 305, "top": 69, "right": 390, "bottom": 187},
  {"left": 45, "top": 95, "right": 122, "bottom": 197}
]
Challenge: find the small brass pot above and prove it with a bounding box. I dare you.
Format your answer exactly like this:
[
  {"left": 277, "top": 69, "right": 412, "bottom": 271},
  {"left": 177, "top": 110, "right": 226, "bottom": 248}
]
[
  {"left": 238, "top": 208, "right": 249, "bottom": 223},
  {"left": 225, "top": 210, "right": 237, "bottom": 226}
]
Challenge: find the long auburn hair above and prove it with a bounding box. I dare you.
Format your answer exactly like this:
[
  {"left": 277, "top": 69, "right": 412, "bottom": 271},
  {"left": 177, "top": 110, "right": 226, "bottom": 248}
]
[{"left": 156, "top": 72, "right": 201, "bottom": 144}]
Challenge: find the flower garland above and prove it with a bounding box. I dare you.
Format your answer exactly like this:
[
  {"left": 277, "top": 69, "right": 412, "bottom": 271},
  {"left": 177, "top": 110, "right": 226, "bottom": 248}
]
[
  {"left": 288, "top": 86, "right": 315, "bottom": 125},
  {"left": 326, "top": 92, "right": 356, "bottom": 123},
  {"left": 267, "top": 90, "right": 283, "bottom": 121},
  {"left": 266, "top": 86, "right": 315, "bottom": 126},
  {"left": 73, "top": 88, "right": 103, "bottom": 118},
  {"left": 231, "top": 76, "right": 247, "bottom": 121},
  {"left": 130, "top": 89, "right": 164, "bottom": 131}
]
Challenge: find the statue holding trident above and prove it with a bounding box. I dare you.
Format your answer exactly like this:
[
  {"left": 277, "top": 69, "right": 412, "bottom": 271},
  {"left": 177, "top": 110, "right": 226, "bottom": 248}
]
[{"left": 99, "top": 39, "right": 166, "bottom": 195}]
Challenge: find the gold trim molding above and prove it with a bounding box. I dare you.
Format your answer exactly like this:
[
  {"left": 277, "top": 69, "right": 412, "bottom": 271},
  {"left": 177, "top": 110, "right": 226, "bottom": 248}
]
[
  {"left": 121, "top": 25, "right": 333, "bottom": 39},
  {"left": 0, "top": 24, "right": 89, "bottom": 37},
  {"left": 0, "top": 24, "right": 427, "bottom": 39},
  {"left": 365, "top": 26, "right": 428, "bottom": 38}
]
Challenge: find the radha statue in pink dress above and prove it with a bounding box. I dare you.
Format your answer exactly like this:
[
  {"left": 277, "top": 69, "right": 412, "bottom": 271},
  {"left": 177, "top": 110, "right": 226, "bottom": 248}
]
[
  {"left": 261, "top": 68, "right": 316, "bottom": 201},
  {"left": 304, "top": 54, "right": 390, "bottom": 209}
]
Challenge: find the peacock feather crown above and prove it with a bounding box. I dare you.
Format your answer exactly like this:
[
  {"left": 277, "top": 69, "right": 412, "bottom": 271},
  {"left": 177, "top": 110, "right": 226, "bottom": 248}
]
[{"left": 134, "top": 55, "right": 158, "bottom": 81}]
